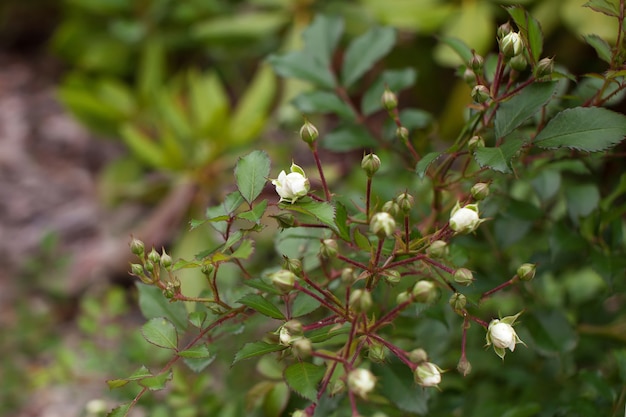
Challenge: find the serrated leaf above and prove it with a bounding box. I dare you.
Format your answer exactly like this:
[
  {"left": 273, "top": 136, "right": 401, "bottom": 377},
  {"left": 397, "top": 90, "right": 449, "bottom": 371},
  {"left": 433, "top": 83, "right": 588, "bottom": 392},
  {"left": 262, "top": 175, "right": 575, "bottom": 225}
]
[
  {"left": 302, "top": 15, "right": 344, "bottom": 67},
  {"left": 334, "top": 202, "right": 351, "bottom": 241},
  {"left": 284, "top": 362, "right": 326, "bottom": 401},
  {"left": 321, "top": 124, "right": 378, "bottom": 151},
  {"left": 179, "top": 344, "right": 216, "bottom": 373},
  {"left": 341, "top": 26, "right": 396, "bottom": 89},
  {"left": 232, "top": 239, "right": 255, "bottom": 259},
  {"left": 178, "top": 344, "right": 213, "bottom": 358},
  {"left": 137, "top": 283, "right": 188, "bottom": 330},
  {"left": 139, "top": 370, "right": 173, "bottom": 391},
  {"left": 141, "top": 318, "right": 178, "bottom": 350},
  {"left": 291, "top": 293, "right": 321, "bottom": 317},
  {"left": 189, "top": 218, "right": 207, "bottom": 230},
  {"left": 238, "top": 199, "right": 268, "bottom": 224},
  {"left": 506, "top": 6, "right": 543, "bottom": 63},
  {"left": 582, "top": 34, "right": 612, "bottom": 63},
  {"left": 235, "top": 150, "right": 271, "bottom": 205},
  {"left": 292, "top": 91, "right": 355, "bottom": 120},
  {"left": 268, "top": 51, "right": 335, "bottom": 89},
  {"left": 238, "top": 294, "right": 285, "bottom": 319},
  {"left": 437, "top": 36, "right": 473, "bottom": 64},
  {"left": 583, "top": 0, "right": 619, "bottom": 17},
  {"left": 415, "top": 151, "right": 444, "bottom": 179},
  {"left": 107, "top": 402, "right": 132, "bottom": 417},
  {"left": 281, "top": 200, "right": 336, "bottom": 229},
  {"left": 534, "top": 107, "right": 626, "bottom": 152},
  {"left": 474, "top": 136, "right": 526, "bottom": 173},
  {"left": 361, "top": 68, "right": 417, "bottom": 115},
  {"left": 495, "top": 82, "right": 557, "bottom": 138},
  {"left": 233, "top": 341, "right": 286, "bottom": 364},
  {"left": 188, "top": 311, "right": 208, "bottom": 328},
  {"left": 353, "top": 228, "right": 371, "bottom": 251}
]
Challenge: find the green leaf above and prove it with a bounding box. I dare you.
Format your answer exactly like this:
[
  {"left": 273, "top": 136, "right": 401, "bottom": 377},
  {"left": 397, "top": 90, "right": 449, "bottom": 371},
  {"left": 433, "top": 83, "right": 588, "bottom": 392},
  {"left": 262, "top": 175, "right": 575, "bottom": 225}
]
[
  {"left": 582, "top": 34, "right": 612, "bottom": 63},
  {"left": 505, "top": 6, "right": 543, "bottom": 63},
  {"left": 232, "top": 239, "right": 255, "bottom": 259},
  {"left": 141, "top": 318, "right": 178, "bottom": 350},
  {"left": 284, "top": 362, "right": 326, "bottom": 401},
  {"left": 500, "top": 403, "right": 542, "bottom": 417},
  {"left": 341, "top": 26, "right": 396, "bottom": 89},
  {"left": 373, "top": 361, "right": 429, "bottom": 414},
  {"left": 280, "top": 200, "right": 336, "bottom": 229},
  {"left": 415, "top": 151, "right": 444, "bottom": 179},
  {"left": 534, "top": 107, "right": 626, "bottom": 152},
  {"left": 292, "top": 91, "right": 355, "bottom": 120},
  {"left": 245, "top": 278, "right": 282, "bottom": 295},
  {"left": 237, "top": 294, "right": 285, "bottom": 319},
  {"left": 353, "top": 228, "right": 371, "bottom": 252},
  {"left": 137, "top": 283, "right": 188, "bottom": 330},
  {"left": 263, "top": 381, "right": 290, "bottom": 417},
  {"left": 107, "top": 402, "right": 132, "bottom": 417},
  {"left": 179, "top": 344, "right": 216, "bottom": 373},
  {"left": 565, "top": 183, "right": 600, "bottom": 220},
  {"left": 321, "top": 124, "right": 378, "bottom": 151},
  {"left": 437, "top": 36, "right": 473, "bottom": 64},
  {"left": 238, "top": 199, "right": 268, "bottom": 224},
  {"left": 302, "top": 15, "right": 344, "bottom": 67},
  {"left": 583, "top": 0, "right": 619, "bottom": 17},
  {"left": 291, "top": 293, "right": 321, "bottom": 317},
  {"left": 495, "top": 82, "right": 557, "bottom": 138},
  {"left": 188, "top": 311, "right": 208, "bottom": 329},
  {"left": 268, "top": 51, "right": 335, "bottom": 89},
  {"left": 334, "top": 202, "right": 351, "bottom": 241},
  {"left": 178, "top": 344, "right": 213, "bottom": 359},
  {"left": 473, "top": 135, "right": 526, "bottom": 173},
  {"left": 526, "top": 309, "right": 578, "bottom": 355},
  {"left": 139, "top": 370, "right": 173, "bottom": 391},
  {"left": 120, "top": 124, "right": 166, "bottom": 168},
  {"left": 235, "top": 150, "right": 271, "bottom": 205},
  {"left": 361, "top": 68, "right": 417, "bottom": 115},
  {"left": 233, "top": 341, "right": 286, "bottom": 365}
]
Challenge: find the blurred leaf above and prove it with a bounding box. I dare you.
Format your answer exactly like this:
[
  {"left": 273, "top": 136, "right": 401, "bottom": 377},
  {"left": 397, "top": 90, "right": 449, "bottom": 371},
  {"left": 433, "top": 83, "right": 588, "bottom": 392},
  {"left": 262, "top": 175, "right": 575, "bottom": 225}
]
[
  {"left": 437, "top": 36, "right": 473, "bottom": 64},
  {"left": 179, "top": 344, "right": 215, "bottom": 372},
  {"left": 189, "top": 71, "right": 229, "bottom": 134},
  {"left": 495, "top": 81, "right": 557, "bottom": 138},
  {"left": 526, "top": 309, "right": 578, "bottom": 355},
  {"left": 613, "top": 349, "right": 626, "bottom": 382},
  {"left": 137, "top": 283, "right": 188, "bottom": 330},
  {"left": 361, "top": 68, "right": 417, "bottom": 115},
  {"left": 582, "top": 34, "right": 612, "bottom": 63},
  {"left": 583, "top": 0, "right": 619, "bottom": 17},
  {"left": 120, "top": 124, "right": 166, "bottom": 168},
  {"left": 268, "top": 51, "right": 336, "bottom": 89},
  {"left": 245, "top": 278, "right": 282, "bottom": 295},
  {"left": 238, "top": 294, "right": 285, "bottom": 320},
  {"left": 192, "top": 12, "right": 287, "bottom": 41},
  {"left": 506, "top": 5, "right": 543, "bottom": 63},
  {"left": 235, "top": 150, "right": 271, "bottom": 205},
  {"left": 233, "top": 342, "right": 286, "bottom": 364},
  {"left": 500, "top": 403, "right": 542, "bottom": 417},
  {"left": 341, "top": 26, "right": 396, "bottom": 89},
  {"left": 321, "top": 124, "right": 378, "bottom": 151},
  {"left": 284, "top": 362, "right": 326, "bottom": 401},
  {"left": 263, "top": 381, "right": 290, "bottom": 417},
  {"left": 138, "top": 39, "right": 165, "bottom": 100},
  {"left": 415, "top": 151, "right": 444, "bottom": 179},
  {"left": 141, "top": 318, "right": 178, "bottom": 350},
  {"left": 363, "top": 0, "right": 454, "bottom": 33},
  {"left": 565, "top": 183, "right": 600, "bottom": 220},
  {"left": 138, "top": 370, "right": 172, "bottom": 391},
  {"left": 398, "top": 108, "right": 433, "bottom": 130},
  {"left": 291, "top": 293, "right": 321, "bottom": 317},
  {"left": 292, "top": 91, "right": 356, "bottom": 120},
  {"left": 373, "top": 361, "right": 428, "bottom": 414},
  {"left": 302, "top": 15, "right": 344, "bottom": 67},
  {"left": 107, "top": 403, "right": 131, "bottom": 417},
  {"left": 531, "top": 169, "right": 561, "bottom": 202}
]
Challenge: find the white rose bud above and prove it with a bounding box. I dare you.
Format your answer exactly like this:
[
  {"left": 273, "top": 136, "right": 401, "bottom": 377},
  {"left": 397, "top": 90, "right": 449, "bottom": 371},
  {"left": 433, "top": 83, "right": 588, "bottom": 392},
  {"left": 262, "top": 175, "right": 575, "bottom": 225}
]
[
  {"left": 500, "top": 32, "right": 524, "bottom": 58},
  {"left": 272, "top": 163, "right": 310, "bottom": 204},
  {"left": 370, "top": 212, "right": 396, "bottom": 238},
  {"left": 347, "top": 368, "right": 376, "bottom": 398},
  {"left": 486, "top": 312, "right": 525, "bottom": 359},
  {"left": 414, "top": 362, "right": 442, "bottom": 387},
  {"left": 449, "top": 202, "right": 485, "bottom": 234}
]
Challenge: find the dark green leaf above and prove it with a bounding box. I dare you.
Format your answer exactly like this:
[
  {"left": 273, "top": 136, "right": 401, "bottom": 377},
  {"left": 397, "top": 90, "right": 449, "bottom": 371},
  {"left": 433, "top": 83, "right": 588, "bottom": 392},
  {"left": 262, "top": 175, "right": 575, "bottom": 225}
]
[
  {"left": 281, "top": 200, "right": 336, "bottom": 229},
  {"left": 495, "top": 82, "right": 557, "bottom": 138},
  {"left": 415, "top": 151, "right": 444, "bottom": 179},
  {"left": 141, "top": 318, "right": 178, "bottom": 350},
  {"left": 334, "top": 202, "right": 351, "bottom": 241},
  {"left": 373, "top": 361, "right": 429, "bottom": 414},
  {"left": 531, "top": 169, "right": 561, "bottom": 201},
  {"left": 188, "top": 311, "right": 208, "bottom": 329},
  {"left": 291, "top": 293, "right": 321, "bottom": 317},
  {"left": 398, "top": 108, "right": 432, "bottom": 130},
  {"left": 292, "top": 91, "right": 355, "bottom": 120},
  {"left": 438, "top": 36, "right": 473, "bottom": 64},
  {"left": 233, "top": 341, "right": 286, "bottom": 364},
  {"left": 322, "top": 124, "right": 378, "bottom": 151},
  {"left": 353, "top": 228, "right": 371, "bottom": 251},
  {"left": 237, "top": 293, "right": 285, "bottom": 319},
  {"left": 245, "top": 278, "right": 282, "bottom": 295},
  {"left": 268, "top": 51, "right": 335, "bottom": 89},
  {"left": 341, "top": 26, "right": 396, "bottom": 88},
  {"left": 139, "top": 370, "right": 172, "bottom": 391},
  {"left": 583, "top": 0, "right": 619, "bottom": 17},
  {"left": 361, "top": 68, "right": 417, "bottom": 115},
  {"left": 235, "top": 150, "right": 271, "bottom": 205},
  {"left": 474, "top": 135, "right": 526, "bottom": 173},
  {"left": 526, "top": 309, "right": 578, "bottom": 355},
  {"left": 613, "top": 349, "right": 626, "bottom": 383},
  {"left": 107, "top": 402, "right": 132, "bottom": 417},
  {"left": 137, "top": 283, "right": 188, "bottom": 330},
  {"left": 506, "top": 6, "right": 543, "bottom": 63},
  {"left": 501, "top": 403, "right": 542, "bottom": 417},
  {"left": 284, "top": 362, "right": 326, "bottom": 401},
  {"left": 565, "top": 183, "right": 600, "bottom": 220},
  {"left": 302, "top": 15, "right": 344, "bottom": 67},
  {"left": 179, "top": 344, "right": 216, "bottom": 372},
  {"left": 534, "top": 107, "right": 626, "bottom": 152},
  {"left": 582, "top": 34, "right": 612, "bottom": 63}
]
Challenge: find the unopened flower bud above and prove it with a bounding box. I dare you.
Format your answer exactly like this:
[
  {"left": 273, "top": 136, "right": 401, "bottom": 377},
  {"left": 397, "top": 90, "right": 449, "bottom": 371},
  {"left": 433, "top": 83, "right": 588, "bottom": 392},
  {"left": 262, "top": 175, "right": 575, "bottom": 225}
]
[
  {"left": 412, "top": 280, "right": 438, "bottom": 303},
  {"left": 381, "top": 88, "right": 398, "bottom": 111},
  {"left": 349, "top": 289, "right": 373, "bottom": 313},
  {"left": 130, "top": 237, "right": 145, "bottom": 256},
  {"left": 160, "top": 249, "right": 172, "bottom": 269},
  {"left": 414, "top": 362, "right": 442, "bottom": 387},
  {"left": 409, "top": 348, "right": 428, "bottom": 363},
  {"left": 535, "top": 57, "right": 554, "bottom": 78},
  {"left": 341, "top": 267, "right": 356, "bottom": 285},
  {"left": 449, "top": 292, "right": 467, "bottom": 312},
  {"left": 509, "top": 54, "right": 527, "bottom": 71},
  {"left": 457, "top": 356, "right": 472, "bottom": 376},
  {"left": 292, "top": 337, "right": 312, "bottom": 358},
  {"left": 395, "top": 192, "right": 414, "bottom": 213},
  {"left": 163, "top": 284, "right": 175, "bottom": 299},
  {"left": 273, "top": 213, "right": 296, "bottom": 229},
  {"left": 470, "top": 182, "right": 490, "bottom": 200},
  {"left": 468, "top": 135, "right": 485, "bottom": 152},
  {"left": 427, "top": 240, "right": 448, "bottom": 258},
  {"left": 271, "top": 269, "right": 296, "bottom": 293},
  {"left": 382, "top": 200, "right": 400, "bottom": 217},
  {"left": 148, "top": 248, "right": 161, "bottom": 265},
  {"left": 449, "top": 202, "right": 485, "bottom": 234},
  {"left": 396, "top": 126, "right": 409, "bottom": 142},
  {"left": 361, "top": 153, "right": 381, "bottom": 177},
  {"left": 284, "top": 319, "right": 303, "bottom": 335},
  {"left": 299, "top": 120, "right": 319, "bottom": 145},
  {"left": 201, "top": 263, "right": 214, "bottom": 276},
  {"left": 130, "top": 263, "right": 144, "bottom": 277},
  {"left": 469, "top": 54, "right": 484, "bottom": 72},
  {"left": 454, "top": 268, "right": 475, "bottom": 286},
  {"left": 292, "top": 410, "right": 309, "bottom": 417},
  {"left": 347, "top": 368, "right": 376, "bottom": 398},
  {"left": 279, "top": 326, "right": 295, "bottom": 346},
  {"left": 283, "top": 257, "right": 302, "bottom": 276},
  {"left": 396, "top": 290, "right": 411, "bottom": 305},
  {"left": 383, "top": 269, "right": 401, "bottom": 286},
  {"left": 370, "top": 212, "right": 396, "bottom": 238},
  {"left": 500, "top": 32, "right": 524, "bottom": 58},
  {"left": 319, "top": 239, "right": 339, "bottom": 259},
  {"left": 517, "top": 263, "right": 536, "bottom": 281},
  {"left": 486, "top": 312, "right": 525, "bottom": 359},
  {"left": 463, "top": 68, "right": 477, "bottom": 86},
  {"left": 471, "top": 84, "right": 491, "bottom": 104},
  {"left": 497, "top": 22, "right": 513, "bottom": 39},
  {"left": 144, "top": 260, "right": 155, "bottom": 273},
  {"left": 367, "top": 341, "right": 386, "bottom": 363}
]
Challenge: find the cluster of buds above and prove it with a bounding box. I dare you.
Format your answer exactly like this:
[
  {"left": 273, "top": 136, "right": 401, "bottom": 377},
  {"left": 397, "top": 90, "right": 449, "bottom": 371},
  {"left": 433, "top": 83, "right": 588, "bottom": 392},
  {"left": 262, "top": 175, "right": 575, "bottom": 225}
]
[
  {"left": 272, "top": 162, "right": 310, "bottom": 204},
  {"left": 409, "top": 348, "right": 443, "bottom": 387},
  {"left": 129, "top": 237, "right": 176, "bottom": 291}
]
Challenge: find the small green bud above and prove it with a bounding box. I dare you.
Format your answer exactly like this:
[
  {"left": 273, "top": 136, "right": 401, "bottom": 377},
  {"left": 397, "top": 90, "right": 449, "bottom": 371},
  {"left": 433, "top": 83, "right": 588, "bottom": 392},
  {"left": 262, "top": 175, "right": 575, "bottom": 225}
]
[
  {"left": 517, "top": 263, "right": 536, "bottom": 281},
  {"left": 463, "top": 68, "right": 477, "bottom": 87},
  {"left": 396, "top": 126, "right": 409, "bottom": 142},
  {"left": 273, "top": 213, "right": 296, "bottom": 229},
  {"left": 160, "top": 249, "right": 172, "bottom": 269},
  {"left": 497, "top": 22, "right": 513, "bottom": 39},
  {"left": 412, "top": 280, "right": 438, "bottom": 303},
  {"left": 144, "top": 260, "right": 155, "bottom": 273},
  {"left": 271, "top": 269, "right": 297, "bottom": 293},
  {"left": 408, "top": 348, "right": 428, "bottom": 364},
  {"left": 284, "top": 319, "right": 304, "bottom": 336},
  {"left": 509, "top": 54, "right": 527, "bottom": 71},
  {"left": 370, "top": 212, "right": 396, "bottom": 238},
  {"left": 148, "top": 248, "right": 161, "bottom": 265},
  {"left": 457, "top": 356, "right": 472, "bottom": 377},
  {"left": 319, "top": 239, "right": 339, "bottom": 259},
  {"left": 361, "top": 153, "right": 381, "bottom": 177},
  {"left": 349, "top": 289, "right": 373, "bottom": 313},
  {"left": 427, "top": 240, "right": 448, "bottom": 259},
  {"left": 469, "top": 54, "right": 484, "bottom": 72},
  {"left": 470, "top": 182, "right": 490, "bottom": 200},
  {"left": 500, "top": 32, "right": 523, "bottom": 58},
  {"left": 130, "top": 237, "right": 145, "bottom": 256},
  {"left": 292, "top": 337, "right": 312, "bottom": 358},
  {"left": 383, "top": 269, "right": 401, "bottom": 286},
  {"left": 468, "top": 135, "right": 485, "bottom": 152},
  {"left": 449, "top": 292, "right": 467, "bottom": 312},
  {"left": 454, "top": 268, "right": 475, "bottom": 286},
  {"left": 471, "top": 84, "right": 491, "bottom": 104},
  {"left": 367, "top": 341, "right": 387, "bottom": 363},
  {"left": 283, "top": 257, "right": 303, "bottom": 276},
  {"left": 201, "top": 263, "right": 214, "bottom": 276},
  {"left": 396, "top": 290, "right": 412, "bottom": 305},
  {"left": 381, "top": 88, "right": 398, "bottom": 111},
  {"left": 535, "top": 57, "right": 554, "bottom": 78},
  {"left": 164, "top": 283, "right": 175, "bottom": 299},
  {"left": 130, "top": 263, "right": 144, "bottom": 277},
  {"left": 299, "top": 120, "right": 319, "bottom": 145},
  {"left": 382, "top": 200, "right": 401, "bottom": 217},
  {"left": 395, "top": 192, "right": 414, "bottom": 213},
  {"left": 341, "top": 267, "right": 356, "bottom": 285}
]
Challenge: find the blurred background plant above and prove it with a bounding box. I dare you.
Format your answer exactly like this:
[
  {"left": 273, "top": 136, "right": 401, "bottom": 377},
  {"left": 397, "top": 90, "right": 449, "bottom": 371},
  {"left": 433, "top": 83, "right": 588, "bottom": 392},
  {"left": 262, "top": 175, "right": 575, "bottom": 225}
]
[{"left": 1, "top": 0, "right": 626, "bottom": 416}]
